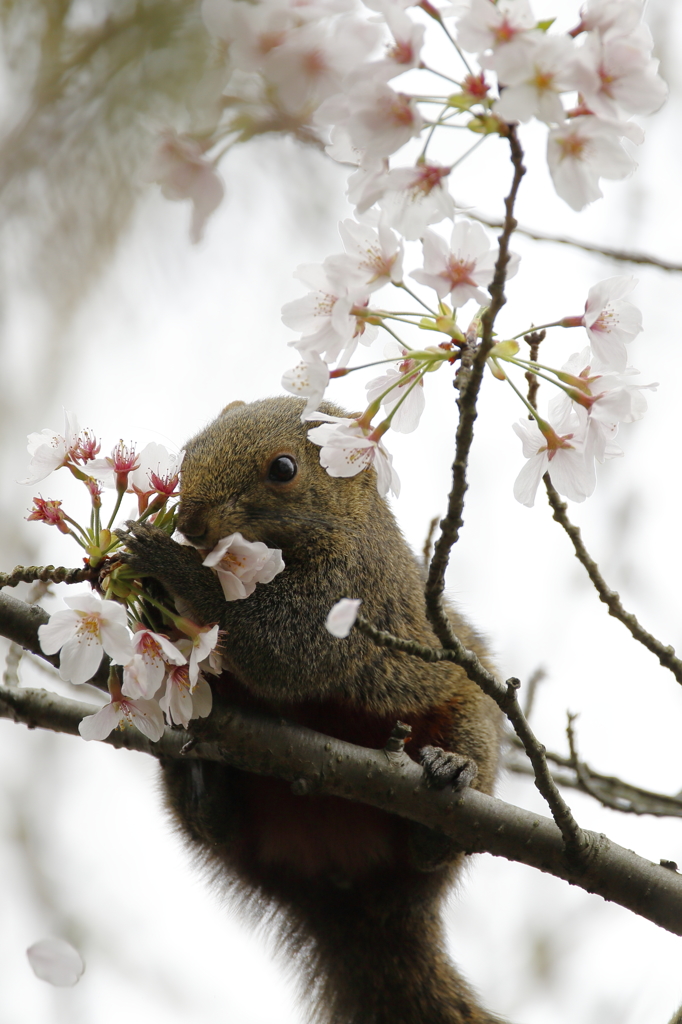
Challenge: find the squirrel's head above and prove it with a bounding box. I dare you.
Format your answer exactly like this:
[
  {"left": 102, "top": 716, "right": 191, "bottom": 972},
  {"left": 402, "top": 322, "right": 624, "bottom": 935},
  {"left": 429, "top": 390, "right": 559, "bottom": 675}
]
[{"left": 176, "top": 397, "right": 391, "bottom": 557}]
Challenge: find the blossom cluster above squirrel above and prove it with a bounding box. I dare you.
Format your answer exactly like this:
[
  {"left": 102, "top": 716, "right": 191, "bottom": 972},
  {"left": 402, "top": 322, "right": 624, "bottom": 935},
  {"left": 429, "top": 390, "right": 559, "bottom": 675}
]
[{"left": 147, "top": 0, "right": 663, "bottom": 507}]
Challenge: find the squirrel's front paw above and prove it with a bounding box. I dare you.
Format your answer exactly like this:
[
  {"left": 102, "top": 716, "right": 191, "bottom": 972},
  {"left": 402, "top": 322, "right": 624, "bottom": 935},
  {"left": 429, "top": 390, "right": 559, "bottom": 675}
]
[
  {"left": 116, "top": 521, "right": 186, "bottom": 576},
  {"left": 420, "top": 746, "right": 478, "bottom": 792}
]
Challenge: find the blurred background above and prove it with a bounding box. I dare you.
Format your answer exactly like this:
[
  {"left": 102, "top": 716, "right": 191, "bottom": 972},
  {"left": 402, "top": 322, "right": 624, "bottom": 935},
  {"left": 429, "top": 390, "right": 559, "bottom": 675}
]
[{"left": 0, "top": 1, "right": 681, "bottom": 1022}]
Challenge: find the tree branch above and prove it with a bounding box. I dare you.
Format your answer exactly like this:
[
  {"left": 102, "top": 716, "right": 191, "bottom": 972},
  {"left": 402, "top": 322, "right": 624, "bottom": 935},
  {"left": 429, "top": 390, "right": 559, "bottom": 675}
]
[
  {"left": 0, "top": 564, "right": 95, "bottom": 590},
  {"left": 1, "top": 680, "right": 681, "bottom": 936},
  {"left": 469, "top": 212, "right": 682, "bottom": 273},
  {"left": 504, "top": 743, "right": 682, "bottom": 819},
  {"left": 355, "top": 615, "right": 586, "bottom": 856},
  {"left": 425, "top": 125, "right": 526, "bottom": 647},
  {"left": 543, "top": 477, "right": 682, "bottom": 685}
]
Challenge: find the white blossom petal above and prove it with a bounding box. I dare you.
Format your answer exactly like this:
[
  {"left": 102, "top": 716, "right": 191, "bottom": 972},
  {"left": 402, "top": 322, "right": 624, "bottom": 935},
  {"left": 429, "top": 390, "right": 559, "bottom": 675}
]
[
  {"left": 27, "top": 938, "right": 84, "bottom": 987},
  {"left": 326, "top": 598, "right": 362, "bottom": 638}
]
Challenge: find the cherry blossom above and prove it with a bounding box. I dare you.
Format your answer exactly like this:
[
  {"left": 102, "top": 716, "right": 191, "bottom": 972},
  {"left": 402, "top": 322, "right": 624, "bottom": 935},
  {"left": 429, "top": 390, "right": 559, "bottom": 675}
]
[
  {"left": 89, "top": 441, "right": 140, "bottom": 490},
  {"left": 203, "top": 534, "right": 285, "bottom": 601},
  {"left": 175, "top": 625, "right": 222, "bottom": 686},
  {"left": 78, "top": 695, "right": 165, "bottom": 742},
  {"left": 361, "top": 4, "right": 425, "bottom": 80},
  {"left": 38, "top": 593, "right": 134, "bottom": 686},
  {"left": 129, "top": 442, "right": 184, "bottom": 512},
  {"left": 19, "top": 410, "right": 82, "bottom": 485},
  {"left": 579, "top": 276, "right": 643, "bottom": 370},
  {"left": 411, "top": 220, "right": 518, "bottom": 307},
  {"left": 261, "top": 16, "right": 380, "bottom": 113},
  {"left": 281, "top": 351, "right": 330, "bottom": 415},
  {"left": 346, "top": 157, "right": 391, "bottom": 213},
  {"left": 27, "top": 939, "right": 84, "bottom": 987},
  {"left": 282, "top": 262, "right": 376, "bottom": 364},
  {"left": 121, "top": 628, "right": 187, "bottom": 699},
  {"left": 306, "top": 413, "right": 400, "bottom": 497},
  {"left": 378, "top": 163, "right": 456, "bottom": 240},
  {"left": 149, "top": 131, "right": 225, "bottom": 244},
  {"left": 158, "top": 664, "right": 213, "bottom": 729},
  {"left": 365, "top": 348, "right": 425, "bottom": 434},
  {"left": 27, "top": 498, "right": 71, "bottom": 534},
  {"left": 325, "top": 598, "right": 362, "bottom": 638},
  {"left": 576, "top": 0, "right": 644, "bottom": 37},
  {"left": 456, "top": 0, "right": 539, "bottom": 69},
  {"left": 325, "top": 219, "right": 404, "bottom": 293},
  {"left": 493, "top": 34, "right": 598, "bottom": 125},
  {"left": 512, "top": 416, "right": 596, "bottom": 507},
  {"left": 317, "top": 81, "right": 424, "bottom": 159},
  {"left": 546, "top": 115, "right": 639, "bottom": 211},
  {"left": 578, "top": 26, "right": 667, "bottom": 119},
  {"left": 552, "top": 348, "right": 656, "bottom": 425}
]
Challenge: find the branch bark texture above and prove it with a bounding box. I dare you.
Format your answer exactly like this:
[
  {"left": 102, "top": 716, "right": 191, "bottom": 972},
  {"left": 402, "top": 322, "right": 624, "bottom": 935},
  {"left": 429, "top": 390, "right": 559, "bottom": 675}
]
[{"left": 1, "top": 681, "right": 681, "bottom": 936}]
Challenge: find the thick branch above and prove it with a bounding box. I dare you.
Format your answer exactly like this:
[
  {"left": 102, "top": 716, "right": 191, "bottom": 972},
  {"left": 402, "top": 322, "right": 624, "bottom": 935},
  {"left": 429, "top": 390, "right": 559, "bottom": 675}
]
[
  {"left": 1, "top": 682, "right": 681, "bottom": 935},
  {"left": 544, "top": 477, "right": 682, "bottom": 685}
]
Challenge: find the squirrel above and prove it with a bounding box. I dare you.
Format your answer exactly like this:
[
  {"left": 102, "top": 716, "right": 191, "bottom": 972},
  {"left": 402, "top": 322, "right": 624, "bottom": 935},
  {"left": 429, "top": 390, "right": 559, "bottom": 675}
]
[{"left": 120, "top": 396, "right": 505, "bottom": 1024}]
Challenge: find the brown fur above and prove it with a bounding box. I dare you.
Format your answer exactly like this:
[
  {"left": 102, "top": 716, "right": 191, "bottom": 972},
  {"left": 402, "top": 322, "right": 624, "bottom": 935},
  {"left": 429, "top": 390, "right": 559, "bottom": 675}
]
[{"left": 122, "top": 397, "right": 505, "bottom": 1024}]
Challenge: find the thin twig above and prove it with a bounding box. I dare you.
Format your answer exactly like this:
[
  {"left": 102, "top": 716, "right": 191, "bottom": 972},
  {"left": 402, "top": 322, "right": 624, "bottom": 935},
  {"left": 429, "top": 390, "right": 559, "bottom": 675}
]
[
  {"left": 469, "top": 212, "right": 682, "bottom": 273},
  {"left": 425, "top": 125, "right": 527, "bottom": 648},
  {"left": 422, "top": 516, "right": 440, "bottom": 570},
  {"left": 0, "top": 564, "right": 94, "bottom": 589},
  {"left": 355, "top": 614, "right": 587, "bottom": 856},
  {"left": 522, "top": 665, "right": 546, "bottom": 720},
  {"left": 544, "top": 477, "right": 682, "bottom": 685},
  {"left": 524, "top": 329, "right": 545, "bottom": 416},
  {"left": 507, "top": 733, "right": 682, "bottom": 818}
]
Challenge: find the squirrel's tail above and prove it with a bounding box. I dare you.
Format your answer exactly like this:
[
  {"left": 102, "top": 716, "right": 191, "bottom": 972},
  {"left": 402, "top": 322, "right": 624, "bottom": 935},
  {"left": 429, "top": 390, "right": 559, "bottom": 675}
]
[{"left": 263, "top": 867, "right": 504, "bottom": 1024}]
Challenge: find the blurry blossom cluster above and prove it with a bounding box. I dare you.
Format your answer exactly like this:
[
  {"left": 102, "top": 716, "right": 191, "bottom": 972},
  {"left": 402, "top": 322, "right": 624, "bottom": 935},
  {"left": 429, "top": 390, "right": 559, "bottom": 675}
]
[
  {"left": 149, "top": 0, "right": 664, "bottom": 505},
  {"left": 21, "top": 413, "right": 284, "bottom": 741}
]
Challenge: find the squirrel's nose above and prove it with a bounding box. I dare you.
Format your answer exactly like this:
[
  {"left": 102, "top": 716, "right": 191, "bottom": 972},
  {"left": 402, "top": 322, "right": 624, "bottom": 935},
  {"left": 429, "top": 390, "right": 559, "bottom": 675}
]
[{"left": 177, "top": 510, "right": 208, "bottom": 546}]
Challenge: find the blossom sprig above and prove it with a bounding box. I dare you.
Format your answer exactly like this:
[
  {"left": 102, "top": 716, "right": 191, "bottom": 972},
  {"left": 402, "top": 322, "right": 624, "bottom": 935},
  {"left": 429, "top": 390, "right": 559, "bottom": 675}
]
[
  {"left": 486, "top": 277, "right": 655, "bottom": 505},
  {"left": 20, "top": 415, "right": 285, "bottom": 740}
]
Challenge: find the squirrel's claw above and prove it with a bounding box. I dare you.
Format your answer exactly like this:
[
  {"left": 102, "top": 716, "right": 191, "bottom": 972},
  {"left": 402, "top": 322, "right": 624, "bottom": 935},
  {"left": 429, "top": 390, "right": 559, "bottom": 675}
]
[{"left": 420, "top": 746, "right": 478, "bottom": 792}]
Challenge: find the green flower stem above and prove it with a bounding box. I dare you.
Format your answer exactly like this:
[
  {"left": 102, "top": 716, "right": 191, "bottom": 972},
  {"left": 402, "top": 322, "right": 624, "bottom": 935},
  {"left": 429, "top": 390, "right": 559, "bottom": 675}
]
[
  {"left": 106, "top": 487, "right": 128, "bottom": 531},
  {"left": 420, "top": 63, "right": 461, "bottom": 86},
  {"left": 396, "top": 281, "right": 439, "bottom": 316},
  {"left": 62, "top": 514, "right": 91, "bottom": 543},
  {"left": 449, "top": 133, "right": 489, "bottom": 171},
  {"left": 418, "top": 99, "right": 455, "bottom": 161},
  {"left": 434, "top": 15, "right": 473, "bottom": 75},
  {"left": 375, "top": 367, "right": 429, "bottom": 433},
  {"left": 510, "top": 319, "right": 568, "bottom": 340},
  {"left": 499, "top": 363, "right": 546, "bottom": 424},
  {"left": 378, "top": 321, "right": 409, "bottom": 346}
]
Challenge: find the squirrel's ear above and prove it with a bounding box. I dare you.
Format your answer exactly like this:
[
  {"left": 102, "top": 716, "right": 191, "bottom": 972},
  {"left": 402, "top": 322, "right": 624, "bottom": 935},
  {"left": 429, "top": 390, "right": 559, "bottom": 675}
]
[{"left": 220, "top": 400, "right": 246, "bottom": 414}]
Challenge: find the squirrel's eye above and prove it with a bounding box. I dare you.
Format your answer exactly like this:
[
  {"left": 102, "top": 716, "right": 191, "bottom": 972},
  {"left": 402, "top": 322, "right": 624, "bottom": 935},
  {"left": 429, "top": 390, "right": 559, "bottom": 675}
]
[{"left": 267, "top": 455, "right": 297, "bottom": 483}]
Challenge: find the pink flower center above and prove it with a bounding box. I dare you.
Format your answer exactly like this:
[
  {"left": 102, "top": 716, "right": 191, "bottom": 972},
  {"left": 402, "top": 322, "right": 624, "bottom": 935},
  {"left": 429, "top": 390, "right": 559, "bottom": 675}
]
[
  {"left": 558, "top": 133, "right": 588, "bottom": 160},
  {"left": 443, "top": 257, "right": 476, "bottom": 289},
  {"left": 388, "top": 94, "right": 416, "bottom": 127},
  {"left": 494, "top": 18, "right": 520, "bottom": 44},
  {"left": 533, "top": 69, "right": 555, "bottom": 92},
  {"left": 414, "top": 164, "right": 450, "bottom": 196},
  {"left": 302, "top": 48, "right": 326, "bottom": 77},
  {"left": 388, "top": 40, "right": 414, "bottom": 65}
]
